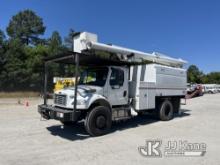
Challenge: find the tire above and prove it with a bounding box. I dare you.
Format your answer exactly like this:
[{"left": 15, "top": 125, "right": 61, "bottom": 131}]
[
  {"left": 157, "top": 99, "right": 174, "bottom": 121},
  {"left": 84, "top": 106, "right": 112, "bottom": 136}
]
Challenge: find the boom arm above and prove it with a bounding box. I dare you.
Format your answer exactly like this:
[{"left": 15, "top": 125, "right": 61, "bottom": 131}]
[{"left": 74, "top": 32, "right": 187, "bottom": 68}]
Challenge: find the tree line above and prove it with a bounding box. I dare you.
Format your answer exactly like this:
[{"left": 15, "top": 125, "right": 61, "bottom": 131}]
[
  {"left": 187, "top": 65, "right": 220, "bottom": 84},
  {"left": 0, "top": 10, "right": 219, "bottom": 92},
  {"left": 0, "top": 10, "right": 75, "bottom": 92}
]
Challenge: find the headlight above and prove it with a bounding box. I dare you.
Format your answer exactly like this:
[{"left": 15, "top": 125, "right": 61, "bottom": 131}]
[
  {"left": 70, "top": 92, "right": 87, "bottom": 98},
  {"left": 71, "top": 99, "right": 86, "bottom": 105}
]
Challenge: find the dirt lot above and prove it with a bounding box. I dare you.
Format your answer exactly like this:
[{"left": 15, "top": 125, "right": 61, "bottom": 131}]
[{"left": 0, "top": 94, "right": 220, "bottom": 165}]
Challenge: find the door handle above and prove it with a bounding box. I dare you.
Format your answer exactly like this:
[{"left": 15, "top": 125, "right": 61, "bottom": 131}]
[{"left": 123, "top": 91, "right": 127, "bottom": 97}]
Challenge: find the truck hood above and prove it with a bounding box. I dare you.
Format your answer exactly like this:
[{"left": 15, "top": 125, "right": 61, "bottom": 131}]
[{"left": 55, "top": 85, "right": 103, "bottom": 97}]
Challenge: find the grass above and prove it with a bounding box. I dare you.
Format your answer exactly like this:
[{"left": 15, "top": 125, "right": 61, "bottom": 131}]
[{"left": 0, "top": 91, "right": 41, "bottom": 98}]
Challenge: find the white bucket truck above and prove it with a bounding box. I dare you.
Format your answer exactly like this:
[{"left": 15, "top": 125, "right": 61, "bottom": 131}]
[{"left": 38, "top": 32, "right": 187, "bottom": 136}]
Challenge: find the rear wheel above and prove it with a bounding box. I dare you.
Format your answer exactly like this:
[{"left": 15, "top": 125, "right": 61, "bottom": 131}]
[
  {"left": 157, "top": 99, "right": 174, "bottom": 121},
  {"left": 85, "top": 106, "right": 112, "bottom": 136}
]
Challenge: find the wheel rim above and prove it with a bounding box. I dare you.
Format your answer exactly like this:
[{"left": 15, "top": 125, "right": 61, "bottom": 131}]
[{"left": 95, "top": 115, "right": 106, "bottom": 129}]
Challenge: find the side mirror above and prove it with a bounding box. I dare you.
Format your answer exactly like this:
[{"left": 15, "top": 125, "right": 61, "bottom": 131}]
[{"left": 111, "top": 85, "right": 120, "bottom": 89}]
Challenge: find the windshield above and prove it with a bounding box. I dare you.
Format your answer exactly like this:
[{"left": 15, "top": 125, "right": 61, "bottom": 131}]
[{"left": 79, "top": 67, "right": 108, "bottom": 86}]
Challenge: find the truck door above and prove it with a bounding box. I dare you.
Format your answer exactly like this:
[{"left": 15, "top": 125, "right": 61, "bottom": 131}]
[{"left": 107, "top": 67, "right": 128, "bottom": 106}]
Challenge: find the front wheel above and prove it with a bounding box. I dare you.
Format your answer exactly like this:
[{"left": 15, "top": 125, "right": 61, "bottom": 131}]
[{"left": 85, "top": 106, "right": 112, "bottom": 136}]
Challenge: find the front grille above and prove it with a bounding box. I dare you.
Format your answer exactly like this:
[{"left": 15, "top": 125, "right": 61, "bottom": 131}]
[{"left": 54, "top": 94, "right": 67, "bottom": 106}]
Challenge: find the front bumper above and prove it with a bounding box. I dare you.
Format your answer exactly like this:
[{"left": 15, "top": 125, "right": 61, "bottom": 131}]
[{"left": 38, "top": 104, "right": 81, "bottom": 122}]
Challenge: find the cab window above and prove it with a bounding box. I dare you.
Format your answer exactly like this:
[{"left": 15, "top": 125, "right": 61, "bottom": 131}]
[
  {"left": 110, "top": 68, "right": 124, "bottom": 86},
  {"left": 79, "top": 67, "right": 108, "bottom": 86}
]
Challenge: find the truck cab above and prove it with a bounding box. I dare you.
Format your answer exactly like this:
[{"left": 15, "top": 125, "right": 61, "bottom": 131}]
[{"left": 54, "top": 66, "right": 129, "bottom": 110}]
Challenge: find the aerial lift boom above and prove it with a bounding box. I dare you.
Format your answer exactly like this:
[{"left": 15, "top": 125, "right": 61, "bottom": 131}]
[{"left": 74, "top": 32, "right": 187, "bottom": 68}]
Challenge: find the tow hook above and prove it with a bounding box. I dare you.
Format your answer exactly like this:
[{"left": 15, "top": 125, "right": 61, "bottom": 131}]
[{"left": 41, "top": 112, "right": 50, "bottom": 120}]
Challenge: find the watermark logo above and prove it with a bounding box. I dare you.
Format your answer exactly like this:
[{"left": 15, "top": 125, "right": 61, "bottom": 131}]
[
  {"left": 139, "top": 140, "right": 206, "bottom": 158},
  {"left": 164, "top": 140, "right": 206, "bottom": 157},
  {"left": 138, "top": 140, "right": 162, "bottom": 157}
]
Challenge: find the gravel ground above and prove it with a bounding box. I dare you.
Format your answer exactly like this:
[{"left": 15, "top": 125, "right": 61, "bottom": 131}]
[{"left": 0, "top": 94, "right": 219, "bottom": 165}]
